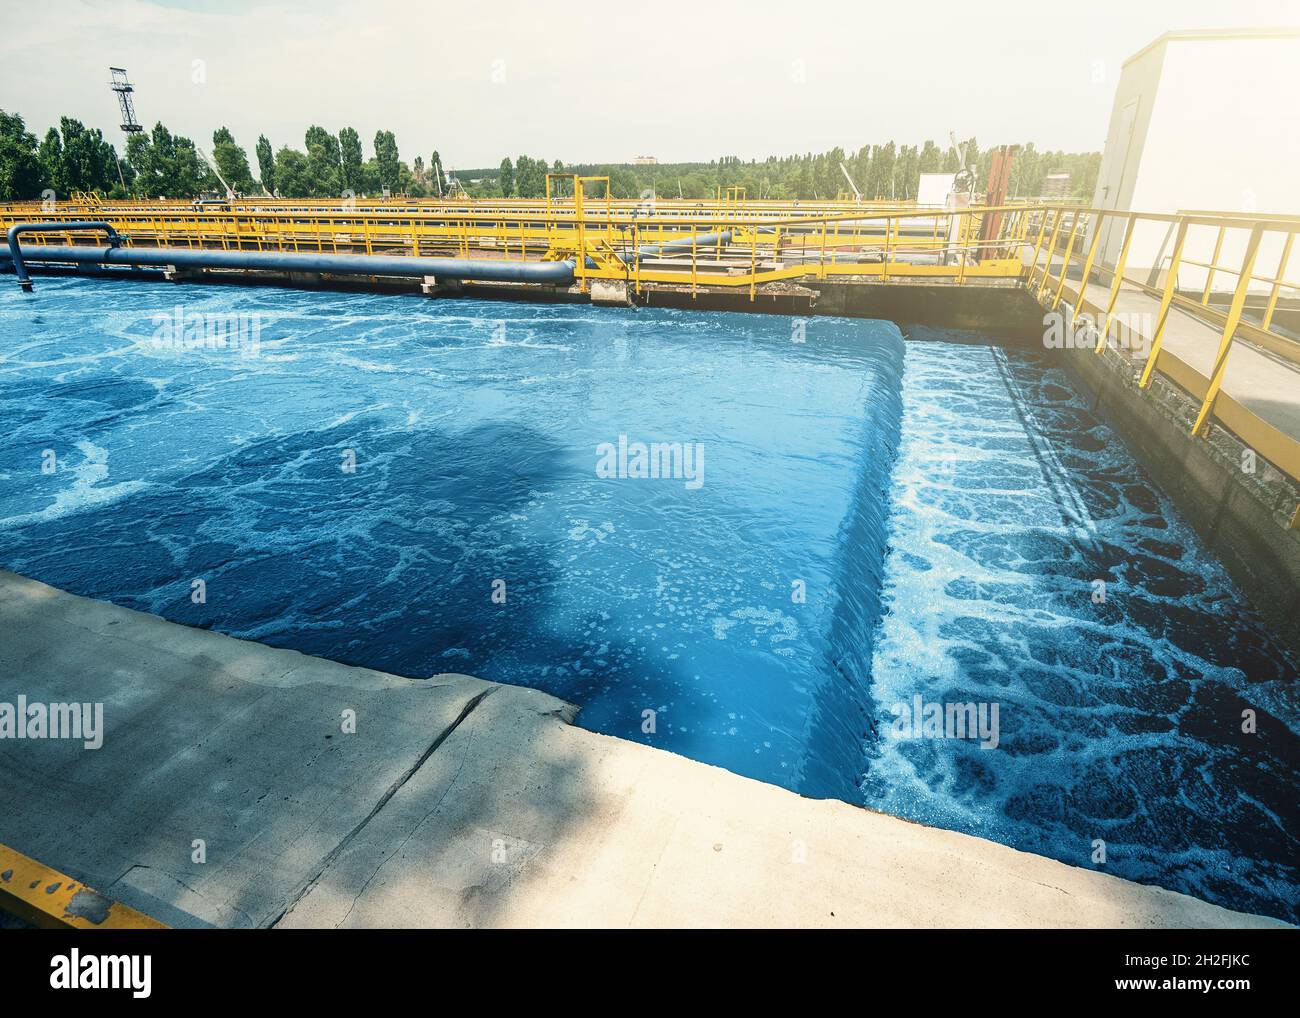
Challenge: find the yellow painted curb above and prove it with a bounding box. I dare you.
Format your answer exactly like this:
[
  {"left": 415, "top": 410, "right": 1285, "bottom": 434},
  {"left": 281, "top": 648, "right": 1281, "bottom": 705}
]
[{"left": 0, "top": 843, "right": 167, "bottom": 929}]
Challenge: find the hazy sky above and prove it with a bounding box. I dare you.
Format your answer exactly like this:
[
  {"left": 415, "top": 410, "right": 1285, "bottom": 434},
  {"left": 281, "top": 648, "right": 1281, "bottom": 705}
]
[{"left": 2, "top": 0, "right": 1298, "bottom": 170}]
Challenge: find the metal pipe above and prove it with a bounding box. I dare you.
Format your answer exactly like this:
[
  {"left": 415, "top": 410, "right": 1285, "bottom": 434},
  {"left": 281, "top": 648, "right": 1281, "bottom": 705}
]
[
  {"left": 629, "top": 230, "right": 732, "bottom": 261},
  {"left": 7, "top": 221, "right": 123, "bottom": 291},
  {"left": 3, "top": 229, "right": 576, "bottom": 291}
]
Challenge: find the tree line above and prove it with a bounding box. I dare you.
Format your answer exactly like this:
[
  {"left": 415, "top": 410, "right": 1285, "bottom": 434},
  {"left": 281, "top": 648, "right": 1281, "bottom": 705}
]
[
  {"left": 0, "top": 108, "right": 1098, "bottom": 204},
  {"left": 0, "top": 110, "right": 448, "bottom": 200},
  {"left": 483, "top": 142, "right": 1099, "bottom": 201}
]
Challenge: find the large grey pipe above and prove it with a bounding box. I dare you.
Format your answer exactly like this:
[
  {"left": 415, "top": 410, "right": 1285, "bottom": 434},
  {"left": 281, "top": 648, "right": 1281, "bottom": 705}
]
[
  {"left": 5, "top": 222, "right": 576, "bottom": 291},
  {"left": 629, "top": 230, "right": 732, "bottom": 261}
]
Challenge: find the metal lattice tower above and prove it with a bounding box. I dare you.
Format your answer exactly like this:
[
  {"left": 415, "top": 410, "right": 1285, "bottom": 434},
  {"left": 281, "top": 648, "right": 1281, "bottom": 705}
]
[{"left": 109, "top": 67, "right": 143, "bottom": 134}]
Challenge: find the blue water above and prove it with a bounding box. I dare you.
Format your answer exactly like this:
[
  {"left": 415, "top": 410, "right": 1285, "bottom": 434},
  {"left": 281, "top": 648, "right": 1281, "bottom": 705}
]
[
  {"left": 0, "top": 277, "right": 1295, "bottom": 923},
  {"left": 869, "top": 340, "right": 1298, "bottom": 923}
]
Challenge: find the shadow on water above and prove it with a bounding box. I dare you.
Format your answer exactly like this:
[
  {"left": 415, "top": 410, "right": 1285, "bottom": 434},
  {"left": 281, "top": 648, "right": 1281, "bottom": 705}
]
[
  {"left": 4, "top": 410, "right": 708, "bottom": 745},
  {"left": 0, "top": 374, "right": 691, "bottom": 927}
]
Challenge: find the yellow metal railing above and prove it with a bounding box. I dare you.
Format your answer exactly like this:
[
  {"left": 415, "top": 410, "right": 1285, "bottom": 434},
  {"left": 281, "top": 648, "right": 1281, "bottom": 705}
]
[
  {"left": 1026, "top": 203, "right": 1300, "bottom": 505},
  {"left": 4, "top": 196, "right": 1296, "bottom": 500},
  {"left": 0, "top": 192, "right": 919, "bottom": 223},
  {"left": 0, "top": 198, "right": 1032, "bottom": 290}
]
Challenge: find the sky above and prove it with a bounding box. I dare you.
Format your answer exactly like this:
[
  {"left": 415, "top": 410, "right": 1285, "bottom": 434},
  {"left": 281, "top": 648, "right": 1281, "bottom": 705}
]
[{"left": 2, "top": 0, "right": 1298, "bottom": 170}]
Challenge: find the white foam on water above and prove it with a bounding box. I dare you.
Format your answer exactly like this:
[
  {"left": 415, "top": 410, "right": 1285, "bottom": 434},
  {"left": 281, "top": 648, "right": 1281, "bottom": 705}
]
[{"left": 865, "top": 340, "right": 1298, "bottom": 918}]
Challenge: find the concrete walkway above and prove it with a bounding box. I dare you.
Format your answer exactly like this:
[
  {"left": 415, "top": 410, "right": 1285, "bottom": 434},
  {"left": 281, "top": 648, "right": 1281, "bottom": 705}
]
[
  {"left": 1071, "top": 272, "right": 1300, "bottom": 439},
  {"left": 0, "top": 570, "right": 1284, "bottom": 928},
  {"left": 1032, "top": 256, "right": 1300, "bottom": 446}
]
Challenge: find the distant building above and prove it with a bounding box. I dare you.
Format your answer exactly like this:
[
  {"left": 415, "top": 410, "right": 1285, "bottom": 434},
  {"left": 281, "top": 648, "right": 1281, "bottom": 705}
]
[
  {"left": 1042, "top": 173, "right": 1071, "bottom": 198},
  {"left": 1089, "top": 28, "right": 1300, "bottom": 288},
  {"left": 917, "top": 172, "right": 959, "bottom": 207},
  {"left": 634, "top": 156, "right": 658, "bottom": 166}
]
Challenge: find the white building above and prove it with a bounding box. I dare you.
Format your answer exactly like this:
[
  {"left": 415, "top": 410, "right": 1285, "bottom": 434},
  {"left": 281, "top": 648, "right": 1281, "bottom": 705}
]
[
  {"left": 916, "top": 172, "right": 958, "bottom": 208},
  {"left": 1089, "top": 28, "right": 1300, "bottom": 292}
]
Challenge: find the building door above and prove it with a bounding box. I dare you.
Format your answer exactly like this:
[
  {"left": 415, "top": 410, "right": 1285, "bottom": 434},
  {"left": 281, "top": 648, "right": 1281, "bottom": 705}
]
[{"left": 1097, "top": 98, "right": 1140, "bottom": 266}]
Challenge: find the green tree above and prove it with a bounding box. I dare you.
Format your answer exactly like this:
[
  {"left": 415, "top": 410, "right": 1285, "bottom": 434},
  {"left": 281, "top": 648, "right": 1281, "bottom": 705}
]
[
  {"left": 339, "top": 127, "right": 363, "bottom": 192},
  {"left": 498, "top": 156, "right": 514, "bottom": 197},
  {"left": 870, "top": 143, "right": 896, "bottom": 198},
  {"left": 304, "top": 125, "right": 342, "bottom": 196},
  {"left": 255, "top": 134, "right": 275, "bottom": 194},
  {"left": 607, "top": 166, "right": 637, "bottom": 199},
  {"left": 37, "top": 128, "right": 64, "bottom": 195},
  {"left": 392, "top": 160, "right": 415, "bottom": 195},
  {"left": 125, "top": 123, "right": 168, "bottom": 196},
  {"left": 172, "top": 135, "right": 217, "bottom": 196},
  {"left": 32, "top": 118, "right": 121, "bottom": 197},
  {"left": 125, "top": 122, "right": 216, "bottom": 197},
  {"left": 272, "top": 146, "right": 312, "bottom": 197},
  {"left": 373, "top": 130, "right": 399, "bottom": 190},
  {"left": 430, "top": 150, "right": 444, "bottom": 196},
  {"left": 0, "top": 109, "right": 43, "bottom": 200},
  {"left": 514, "top": 155, "right": 549, "bottom": 198},
  {"left": 918, "top": 139, "right": 942, "bottom": 175},
  {"left": 63, "top": 120, "right": 117, "bottom": 192},
  {"left": 212, "top": 126, "right": 255, "bottom": 193},
  {"left": 896, "top": 145, "right": 919, "bottom": 199}
]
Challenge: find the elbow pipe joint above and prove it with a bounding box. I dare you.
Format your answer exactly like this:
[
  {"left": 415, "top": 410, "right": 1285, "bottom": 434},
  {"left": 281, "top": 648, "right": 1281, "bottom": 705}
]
[{"left": 7, "top": 222, "right": 123, "bottom": 291}]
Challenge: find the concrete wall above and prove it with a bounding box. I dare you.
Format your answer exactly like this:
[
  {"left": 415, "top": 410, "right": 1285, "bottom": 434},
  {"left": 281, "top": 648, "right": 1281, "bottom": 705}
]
[
  {"left": 632, "top": 281, "right": 1049, "bottom": 346},
  {"left": 813, "top": 281, "right": 1047, "bottom": 345}
]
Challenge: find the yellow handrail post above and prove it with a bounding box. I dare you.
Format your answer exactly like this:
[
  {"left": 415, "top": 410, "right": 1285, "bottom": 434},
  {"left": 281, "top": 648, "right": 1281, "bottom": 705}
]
[
  {"left": 1071, "top": 212, "right": 1103, "bottom": 326},
  {"left": 1027, "top": 210, "right": 1050, "bottom": 286},
  {"left": 883, "top": 217, "right": 893, "bottom": 280},
  {"left": 1037, "top": 210, "right": 1065, "bottom": 300},
  {"left": 957, "top": 212, "right": 970, "bottom": 285},
  {"left": 1095, "top": 216, "right": 1136, "bottom": 355},
  {"left": 1052, "top": 213, "right": 1084, "bottom": 309},
  {"left": 1201, "top": 226, "right": 1225, "bottom": 304},
  {"left": 1137, "top": 219, "right": 1189, "bottom": 388},
  {"left": 1011, "top": 208, "right": 1026, "bottom": 259},
  {"left": 691, "top": 225, "right": 698, "bottom": 298},
  {"left": 574, "top": 175, "right": 588, "bottom": 293},
  {"left": 749, "top": 221, "right": 757, "bottom": 301},
  {"left": 1262, "top": 231, "right": 1295, "bottom": 331},
  {"left": 1191, "top": 225, "right": 1265, "bottom": 437},
  {"left": 634, "top": 222, "right": 642, "bottom": 296}
]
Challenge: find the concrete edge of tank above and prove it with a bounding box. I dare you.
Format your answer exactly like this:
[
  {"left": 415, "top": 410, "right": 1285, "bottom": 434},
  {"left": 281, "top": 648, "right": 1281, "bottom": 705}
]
[{"left": 0, "top": 569, "right": 1287, "bottom": 929}]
